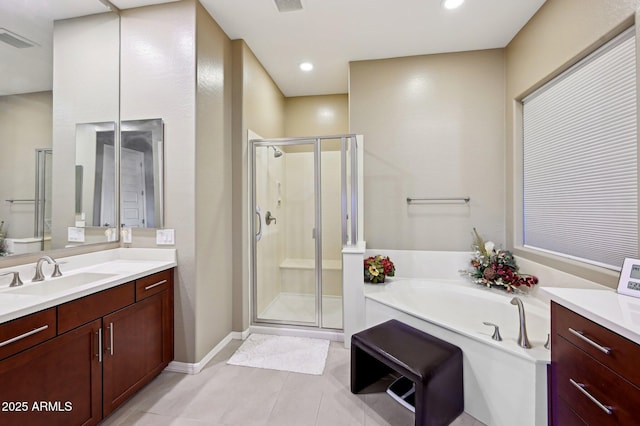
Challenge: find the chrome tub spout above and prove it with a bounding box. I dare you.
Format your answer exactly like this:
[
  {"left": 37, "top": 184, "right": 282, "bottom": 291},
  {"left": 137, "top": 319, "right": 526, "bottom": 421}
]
[{"left": 510, "top": 297, "right": 531, "bottom": 349}]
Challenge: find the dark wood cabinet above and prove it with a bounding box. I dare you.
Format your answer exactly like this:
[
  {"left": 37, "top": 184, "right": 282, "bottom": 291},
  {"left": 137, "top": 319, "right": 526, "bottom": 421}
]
[
  {"left": 58, "top": 283, "right": 135, "bottom": 334},
  {"left": 0, "top": 268, "right": 174, "bottom": 425},
  {"left": 0, "top": 307, "right": 56, "bottom": 361},
  {"left": 0, "top": 319, "right": 102, "bottom": 426},
  {"left": 103, "top": 277, "right": 173, "bottom": 416},
  {"left": 550, "top": 302, "right": 640, "bottom": 425}
]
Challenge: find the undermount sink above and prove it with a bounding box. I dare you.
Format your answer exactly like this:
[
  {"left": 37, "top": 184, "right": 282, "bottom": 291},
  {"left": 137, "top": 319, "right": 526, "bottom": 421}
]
[{"left": 4, "top": 272, "right": 118, "bottom": 296}]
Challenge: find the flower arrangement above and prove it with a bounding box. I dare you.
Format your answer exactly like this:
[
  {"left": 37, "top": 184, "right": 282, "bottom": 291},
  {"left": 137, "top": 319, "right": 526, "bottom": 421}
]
[
  {"left": 463, "top": 228, "right": 538, "bottom": 292},
  {"left": 364, "top": 255, "right": 395, "bottom": 284}
]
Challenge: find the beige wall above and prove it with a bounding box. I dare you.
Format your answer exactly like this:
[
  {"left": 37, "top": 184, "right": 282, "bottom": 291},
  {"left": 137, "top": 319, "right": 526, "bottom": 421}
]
[
  {"left": 0, "top": 91, "right": 52, "bottom": 239},
  {"left": 52, "top": 12, "right": 120, "bottom": 248},
  {"left": 350, "top": 50, "right": 506, "bottom": 251},
  {"left": 122, "top": 0, "right": 235, "bottom": 363},
  {"left": 194, "top": 1, "right": 233, "bottom": 361},
  {"left": 505, "top": 0, "right": 638, "bottom": 287},
  {"left": 231, "top": 40, "right": 285, "bottom": 331},
  {"left": 284, "top": 94, "right": 349, "bottom": 137},
  {"left": 121, "top": 0, "right": 197, "bottom": 362}
]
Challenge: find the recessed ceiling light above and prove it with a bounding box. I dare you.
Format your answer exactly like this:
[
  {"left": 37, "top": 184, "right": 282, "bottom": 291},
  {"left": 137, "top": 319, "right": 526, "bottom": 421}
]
[
  {"left": 442, "top": 0, "right": 464, "bottom": 10},
  {"left": 299, "top": 62, "right": 314, "bottom": 71}
]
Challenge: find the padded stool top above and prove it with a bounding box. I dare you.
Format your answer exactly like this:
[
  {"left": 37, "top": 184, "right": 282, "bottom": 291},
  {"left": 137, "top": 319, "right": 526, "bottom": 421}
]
[{"left": 352, "top": 319, "right": 461, "bottom": 383}]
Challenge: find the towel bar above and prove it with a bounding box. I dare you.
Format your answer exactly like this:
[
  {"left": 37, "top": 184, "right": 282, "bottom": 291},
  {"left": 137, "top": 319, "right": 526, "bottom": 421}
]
[{"left": 406, "top": 197, "right": 470, "bottom": 204}]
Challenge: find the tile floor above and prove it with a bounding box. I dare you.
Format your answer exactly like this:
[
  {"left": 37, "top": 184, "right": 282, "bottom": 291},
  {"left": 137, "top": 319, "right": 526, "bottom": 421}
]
[{"left": 102, "top": 339, "right": 485, "bottom": 426}]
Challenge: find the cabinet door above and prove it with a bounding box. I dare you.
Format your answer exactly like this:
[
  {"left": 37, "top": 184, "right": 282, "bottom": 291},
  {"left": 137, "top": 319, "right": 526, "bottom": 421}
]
[
  {"left": 102, "top": 290, "right": 169, "bottom": 416},
  {"left": 0, "top": 319, "right": 102, "bottom": 426}
]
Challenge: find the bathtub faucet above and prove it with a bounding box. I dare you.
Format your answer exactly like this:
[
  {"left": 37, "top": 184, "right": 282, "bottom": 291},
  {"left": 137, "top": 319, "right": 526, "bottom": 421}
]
[{"left": 510, "top": 297, "right": 531, "bottom": 349}]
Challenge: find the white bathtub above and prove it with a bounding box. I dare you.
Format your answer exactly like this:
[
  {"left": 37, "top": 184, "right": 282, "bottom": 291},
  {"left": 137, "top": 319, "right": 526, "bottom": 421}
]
[
  {"left": 365, "top": 278, "right": 550, "bottom": 426},
  {"left": 4, "top": 237, "right": 49, "bottom": 255},
  {"left": 342, "top": 248, "right": 550, "bottom": 426}
]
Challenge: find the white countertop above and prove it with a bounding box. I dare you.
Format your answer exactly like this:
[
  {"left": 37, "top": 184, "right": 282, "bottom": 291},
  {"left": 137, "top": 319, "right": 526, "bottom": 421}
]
[
  {"left": 541, "top": 286, "right": 640, "bottom": 345},
  {"left": 0, "top": 248, "right": 177, "bottom": 324}
]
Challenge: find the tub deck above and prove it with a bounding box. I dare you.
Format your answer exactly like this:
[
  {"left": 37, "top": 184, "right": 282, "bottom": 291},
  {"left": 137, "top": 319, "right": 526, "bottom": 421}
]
[
  {"left": 363, "top": 278, "right": 549, "bottom": 426},
  {"left": 364, "top": 277, "right": 551, "bottom": 364}
]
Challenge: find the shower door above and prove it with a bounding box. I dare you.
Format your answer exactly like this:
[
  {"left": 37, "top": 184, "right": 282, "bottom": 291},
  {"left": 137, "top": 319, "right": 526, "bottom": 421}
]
[{"left": 251, "top": 138, "right": 322, "bottom": 327}]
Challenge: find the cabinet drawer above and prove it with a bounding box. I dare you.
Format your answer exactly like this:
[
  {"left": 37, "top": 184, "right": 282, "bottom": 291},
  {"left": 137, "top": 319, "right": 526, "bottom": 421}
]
[
  {"left": 552, "top": 302, "right": 640, "bottom": 387},
  {"left": 555, "top": 335, "right": 640, "bottom": 425},
  {"left": 136, "top": 269, "right": 172, "bottom": 301},
  {"left": 58, "top": 283, "right": 135, "bottom": 334},
  {"left": 555, "top": 396, "right": 588, "bottom": 426},
  {"left": 0, "top": 308, "right": 56, "bottom": 361}
]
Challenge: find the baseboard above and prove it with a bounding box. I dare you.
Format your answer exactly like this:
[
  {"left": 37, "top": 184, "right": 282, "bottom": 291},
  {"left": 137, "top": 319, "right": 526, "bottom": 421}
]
[
  {"left": 165, "top": 328, "right": 249, "bottom": 375},
  {"left": 232, "top": 328, "right": 251, "bottom": 341}
]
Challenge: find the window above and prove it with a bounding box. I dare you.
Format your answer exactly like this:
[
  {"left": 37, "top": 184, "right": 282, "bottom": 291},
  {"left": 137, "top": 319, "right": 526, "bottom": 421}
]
[{"left": 522, "top": 27, "right": 637, "bottom": 270}]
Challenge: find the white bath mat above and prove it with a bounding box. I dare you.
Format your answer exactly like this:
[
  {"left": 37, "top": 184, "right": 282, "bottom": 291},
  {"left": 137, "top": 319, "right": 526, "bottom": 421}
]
[{"left": 227, "top": 334, "right": 330, "bottom": 375}]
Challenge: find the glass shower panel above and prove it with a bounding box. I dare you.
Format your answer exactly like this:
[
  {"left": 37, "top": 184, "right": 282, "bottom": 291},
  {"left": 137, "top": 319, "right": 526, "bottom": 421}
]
[
  {"left": 320, "top": 139, "right": 343, "bottom": 329},
  {"left": 34, "top": 148, "right": 53, "bottom": 251},
  {"left": 253, "top": 142, "right": 318, "bottom": 326}
]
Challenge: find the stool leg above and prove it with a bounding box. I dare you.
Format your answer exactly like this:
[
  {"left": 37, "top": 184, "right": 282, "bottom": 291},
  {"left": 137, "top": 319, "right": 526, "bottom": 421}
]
[
  {"left": 415, "top": 385, "right": 428, "bottom": 426},
  {"left": 350, "top": 345, "right": 393, "bottom": 393}
]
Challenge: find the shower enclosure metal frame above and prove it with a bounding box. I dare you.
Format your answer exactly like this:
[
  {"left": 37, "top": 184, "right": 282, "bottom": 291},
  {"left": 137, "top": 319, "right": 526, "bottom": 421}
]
[
  {"left": 34, "top": 148, "right": 53, "bottom": 250},
  {"left": 249, "top": 134, "right": 359, "bottom": 329}
]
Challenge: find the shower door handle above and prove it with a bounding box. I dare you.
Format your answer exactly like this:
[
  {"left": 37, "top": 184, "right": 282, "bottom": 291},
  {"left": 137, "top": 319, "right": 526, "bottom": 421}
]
[{"left": 255, "top": 207, "right": 263, "bottom": 241}]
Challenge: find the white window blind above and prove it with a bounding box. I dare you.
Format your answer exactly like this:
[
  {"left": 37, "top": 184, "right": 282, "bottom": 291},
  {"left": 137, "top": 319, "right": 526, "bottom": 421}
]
[{"left": 522, "top": 27, "right": 637, "bottom": 270}]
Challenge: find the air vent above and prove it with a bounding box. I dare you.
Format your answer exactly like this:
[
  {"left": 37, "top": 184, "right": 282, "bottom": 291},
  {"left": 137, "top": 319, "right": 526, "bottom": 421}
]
[
  {"left": 0, "top": 28, "right": 37, "bottom": 49},
  {"left": 274, "top": 0, "right": 303, "bottom": 13}
]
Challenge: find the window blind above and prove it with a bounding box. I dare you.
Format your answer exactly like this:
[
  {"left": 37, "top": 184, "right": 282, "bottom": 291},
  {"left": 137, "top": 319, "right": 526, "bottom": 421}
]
[{"left": 522, "top": 27, "right": 637, "bottom": 270}]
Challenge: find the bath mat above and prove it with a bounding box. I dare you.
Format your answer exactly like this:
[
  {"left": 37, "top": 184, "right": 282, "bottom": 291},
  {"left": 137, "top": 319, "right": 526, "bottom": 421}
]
[{"left": 227, "top": 334, "right": 330, "bottom": 375}]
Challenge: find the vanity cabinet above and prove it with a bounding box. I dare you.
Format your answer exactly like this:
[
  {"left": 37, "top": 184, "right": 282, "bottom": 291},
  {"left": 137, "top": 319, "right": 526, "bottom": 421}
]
[
  {"left": 103, "top": 269, "right": 173, "bottom": 416},
  {"left": 0, "top": 319, "right": 102, "bottom": 426},
  {"left": 550, "top": 302, "right": 640, "bottom": 425},
  {"left": 0, "top": 307, "right": 57, "bottom": 361},
  {"left": 0, "top": 268, "right": 173, "bottom": 425}
]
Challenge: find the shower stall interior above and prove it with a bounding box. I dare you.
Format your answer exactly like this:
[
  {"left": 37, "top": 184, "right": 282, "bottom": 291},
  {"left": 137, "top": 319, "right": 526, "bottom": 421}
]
[{"left": 250, "top": 134, "right": 361, "bottom": 330}]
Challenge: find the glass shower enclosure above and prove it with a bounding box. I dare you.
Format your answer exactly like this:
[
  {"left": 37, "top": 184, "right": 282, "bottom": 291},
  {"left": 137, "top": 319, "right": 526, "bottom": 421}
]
[
  {"left": 34, "top": 148, "right": 53, "bottom": 250},
  {"left": 250, "top": 134, "right": 360, "bottom": 329}
]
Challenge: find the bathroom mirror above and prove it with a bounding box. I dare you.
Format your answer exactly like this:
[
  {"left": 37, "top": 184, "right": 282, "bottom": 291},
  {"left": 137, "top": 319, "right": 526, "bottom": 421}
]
[
  {"left": 75, "top": 122, "right": 117, "bottom": 228},
  {"left": 120, "top": 119, "right": 164, "bottom": 228},
  {"left": 0, "top": 0, "right": 119, "bottom": 256}
]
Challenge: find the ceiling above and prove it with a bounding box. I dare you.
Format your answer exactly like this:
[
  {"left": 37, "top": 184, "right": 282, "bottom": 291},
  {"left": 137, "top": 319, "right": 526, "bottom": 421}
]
[
  {"left": 3, "top": 0, "right": 546, "bottom": 97},
  {"left": 200, "top": 0, "right": 547, "bottom": 97}
]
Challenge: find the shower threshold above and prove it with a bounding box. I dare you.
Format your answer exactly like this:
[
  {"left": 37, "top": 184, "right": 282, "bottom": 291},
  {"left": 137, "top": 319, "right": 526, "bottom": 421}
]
[{"left": 258, "top": 293, "right": 343, "bottom": 329}]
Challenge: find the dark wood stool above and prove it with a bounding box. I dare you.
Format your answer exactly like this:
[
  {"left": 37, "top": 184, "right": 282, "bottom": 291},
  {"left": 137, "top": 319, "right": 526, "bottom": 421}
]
[{"left": 351, "top": 319, "right": 464, "bottom": 426}]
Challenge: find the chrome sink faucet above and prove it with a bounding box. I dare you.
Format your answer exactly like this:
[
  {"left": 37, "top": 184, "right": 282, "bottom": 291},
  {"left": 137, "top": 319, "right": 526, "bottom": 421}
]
[
  {"left": 32, "top": 255, "right": 62, "bottom": 282},
  {"left": 510, "top": 297, "right": 531, "bottom": 349},
  {"left": 0, "top": 271, "right": 23, "bottom": 287}
]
